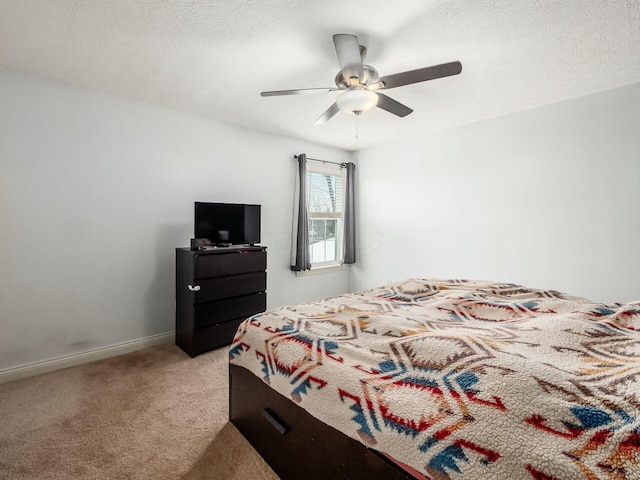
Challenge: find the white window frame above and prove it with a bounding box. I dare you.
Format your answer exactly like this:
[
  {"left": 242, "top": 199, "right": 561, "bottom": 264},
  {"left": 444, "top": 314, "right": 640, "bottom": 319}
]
[{"left": 306, "top": 161, "right": 346, "bottom": 270}]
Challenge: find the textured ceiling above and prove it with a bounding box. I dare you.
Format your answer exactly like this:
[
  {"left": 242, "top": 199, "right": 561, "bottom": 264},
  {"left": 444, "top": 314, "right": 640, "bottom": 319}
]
[{"left": 1, "top": 0, "right": 639, "bottom": 151}]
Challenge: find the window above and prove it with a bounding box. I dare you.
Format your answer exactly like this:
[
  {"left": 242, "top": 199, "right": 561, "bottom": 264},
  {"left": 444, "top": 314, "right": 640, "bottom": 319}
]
[
  {"left": 306, "top": 161, "right": 345, "bottom": 268},
  {"left": 291, "top": 155, "right": 354, "bottom": 273}
]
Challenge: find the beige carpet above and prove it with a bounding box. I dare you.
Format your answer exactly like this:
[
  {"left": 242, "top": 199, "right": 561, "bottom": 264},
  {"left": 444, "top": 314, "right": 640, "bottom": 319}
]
[{"left": 0, "top": 343, "right": 279, "bottom": 479}]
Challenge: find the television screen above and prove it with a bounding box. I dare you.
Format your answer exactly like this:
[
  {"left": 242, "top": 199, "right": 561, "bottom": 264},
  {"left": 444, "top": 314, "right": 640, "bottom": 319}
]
[{"left": 194, "top": 202, "right": 261, "bottom": 246}]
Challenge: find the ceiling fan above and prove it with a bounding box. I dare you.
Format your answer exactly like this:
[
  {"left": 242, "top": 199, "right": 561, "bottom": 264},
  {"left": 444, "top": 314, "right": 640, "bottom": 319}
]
[{"left": 261, "top": 34, "right": 462, "bottom": 125}]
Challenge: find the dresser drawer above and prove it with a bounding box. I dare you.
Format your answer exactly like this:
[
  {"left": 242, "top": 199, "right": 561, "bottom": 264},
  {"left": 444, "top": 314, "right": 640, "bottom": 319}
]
[
  {"left": 194, "top": 272, "right": 266, "bottom": 303},
  {"left": 194, "top": 292, "right": 266, "bottom": 329},
  {"left": 193, "top": 318, "right": 246, "bottom": 354},
  {"left": 194, "top": 250, "right": 266, "bottom": 279}
]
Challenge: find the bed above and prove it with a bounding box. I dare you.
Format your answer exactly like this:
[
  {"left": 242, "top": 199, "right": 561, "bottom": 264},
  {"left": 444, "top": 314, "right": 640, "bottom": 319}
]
[{"left": 228, "top": 278, "right": 640, "bottom": 479}]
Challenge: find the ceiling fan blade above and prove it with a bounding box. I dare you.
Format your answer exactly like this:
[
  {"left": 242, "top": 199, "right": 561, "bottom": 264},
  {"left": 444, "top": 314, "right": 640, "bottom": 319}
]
[
  {"left": 376, "top": 93, "right": 413, "bottom": 117},
  {"left": 261, "top": 87, "right": 338, "bottom": 97},
  {"left": 314, "top": 102, "right": 340, "bottom": 125},
  {"left": 333, "top": 34, "right": 364, "bottom": 85},
  {"left": 379, "top": 61, "right": 462, "bottom": 89}
]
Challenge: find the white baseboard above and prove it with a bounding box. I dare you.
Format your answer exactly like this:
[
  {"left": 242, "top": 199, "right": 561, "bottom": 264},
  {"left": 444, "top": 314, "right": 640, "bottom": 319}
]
[{"left": 0, "top": 332, "right": 175, "bottom": 384}]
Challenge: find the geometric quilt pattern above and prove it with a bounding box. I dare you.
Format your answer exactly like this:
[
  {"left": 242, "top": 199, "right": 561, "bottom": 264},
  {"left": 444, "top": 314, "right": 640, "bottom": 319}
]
[{"left": 229, "top": 279, "right": 640, "bottom": 479}]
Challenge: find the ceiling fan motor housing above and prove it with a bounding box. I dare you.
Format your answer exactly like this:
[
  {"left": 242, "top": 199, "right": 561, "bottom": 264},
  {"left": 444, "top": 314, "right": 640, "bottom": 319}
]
[{"left": 335, "top": 65, "right": 379, "bottom": 89}]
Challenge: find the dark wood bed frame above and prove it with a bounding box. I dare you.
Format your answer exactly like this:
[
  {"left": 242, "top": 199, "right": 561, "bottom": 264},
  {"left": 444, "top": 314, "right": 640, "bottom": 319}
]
[{"left": 230, "top": 364, "right": 417, "bottom": 480}]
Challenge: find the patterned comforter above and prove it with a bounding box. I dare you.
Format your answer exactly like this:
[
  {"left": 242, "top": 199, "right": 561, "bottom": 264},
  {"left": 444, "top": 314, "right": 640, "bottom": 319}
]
[{"left": 229, "top": 279, "right": 640, "bottom": 479}]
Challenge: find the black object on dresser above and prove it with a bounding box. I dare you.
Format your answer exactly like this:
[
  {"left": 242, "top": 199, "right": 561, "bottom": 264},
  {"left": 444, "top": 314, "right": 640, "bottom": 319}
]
[{"left": 175, "top": 246, "right": 267, "bottom": 357}]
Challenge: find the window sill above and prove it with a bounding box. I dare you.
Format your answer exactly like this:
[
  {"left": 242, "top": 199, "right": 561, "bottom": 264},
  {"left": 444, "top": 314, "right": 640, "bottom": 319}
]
[{"left": 294, "top": 264, "right": 347, "bottom": 276}]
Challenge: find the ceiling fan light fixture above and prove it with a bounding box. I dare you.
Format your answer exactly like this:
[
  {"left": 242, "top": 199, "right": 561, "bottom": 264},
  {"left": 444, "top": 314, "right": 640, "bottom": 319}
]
[{"left": 337, "top": 87, "right": 378, "bottom": 115}]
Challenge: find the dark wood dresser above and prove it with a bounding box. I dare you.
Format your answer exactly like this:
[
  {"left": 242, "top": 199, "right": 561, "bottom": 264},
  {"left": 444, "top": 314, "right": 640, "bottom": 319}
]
[{"left": 175, "top": 246, "right": 267, "bottom": 357}]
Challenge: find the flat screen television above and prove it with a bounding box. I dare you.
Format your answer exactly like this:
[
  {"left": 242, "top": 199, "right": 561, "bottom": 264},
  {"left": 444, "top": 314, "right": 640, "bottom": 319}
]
[{"left": 194, "top": 202, "right": 261, "bottom": 247}]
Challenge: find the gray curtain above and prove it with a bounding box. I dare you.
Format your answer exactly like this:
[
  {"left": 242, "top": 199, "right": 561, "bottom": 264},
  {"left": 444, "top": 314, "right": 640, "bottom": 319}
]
[
  {"left": 291, "top": 154, "right": 311, "bottom": 271},
  {"left": 342, "top": 162, "right": 356, "bottom": 264}
]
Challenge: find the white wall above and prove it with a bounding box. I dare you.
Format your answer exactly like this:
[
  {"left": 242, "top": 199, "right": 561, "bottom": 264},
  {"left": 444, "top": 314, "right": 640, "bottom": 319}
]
[
  {"left": 0, "top": 71, "right": 351, "bottom": 371},
  {"left": 352, "top": 82, "right": 640, "bottom": 304},
  {"left": 3, "top": 71, "right": 638, "bottom": 374}
]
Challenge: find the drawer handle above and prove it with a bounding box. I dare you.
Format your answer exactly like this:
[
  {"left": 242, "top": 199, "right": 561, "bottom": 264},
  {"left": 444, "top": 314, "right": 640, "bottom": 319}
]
[
  {"left": 187, "top": 284, "right": 201, "bottom": 292},
  {"left": 262, "top": 408, "right": 288, "bottom": 435}
]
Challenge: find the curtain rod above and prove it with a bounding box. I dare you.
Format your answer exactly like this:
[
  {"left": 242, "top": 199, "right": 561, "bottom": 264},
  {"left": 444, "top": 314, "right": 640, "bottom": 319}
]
[{"left": 293, "top": 155, "right": 346, "bottom": 167}]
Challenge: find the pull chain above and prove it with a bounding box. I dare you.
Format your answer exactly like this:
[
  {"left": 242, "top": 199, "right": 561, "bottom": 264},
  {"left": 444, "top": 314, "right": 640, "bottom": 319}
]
[{"left": 355, "top": 112, "right": 359, "bottom": 139}]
